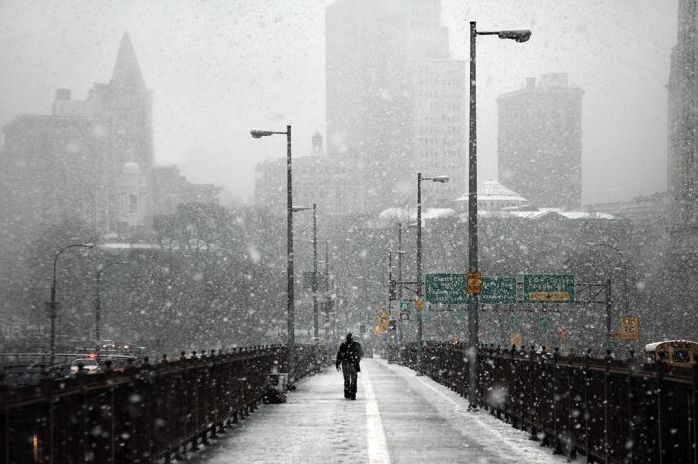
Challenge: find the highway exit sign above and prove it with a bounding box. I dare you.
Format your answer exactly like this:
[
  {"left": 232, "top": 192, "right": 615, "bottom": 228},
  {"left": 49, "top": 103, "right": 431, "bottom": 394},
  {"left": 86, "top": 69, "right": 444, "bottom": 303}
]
[
  {"left": 425, "top": 274, "right": 467, "bottom": 304},
  {"left": 480, "top": 277, "right": 517, "bottom": 304},
  {"left": 523, "top": 274, "right": 575, "bottom": 303}
]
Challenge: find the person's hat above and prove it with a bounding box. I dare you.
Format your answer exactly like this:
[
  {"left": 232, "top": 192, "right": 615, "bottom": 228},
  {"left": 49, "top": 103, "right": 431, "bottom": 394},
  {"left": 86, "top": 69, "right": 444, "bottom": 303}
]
[{"left": 346, "top": 333, "right": 353, "bottom": 341}]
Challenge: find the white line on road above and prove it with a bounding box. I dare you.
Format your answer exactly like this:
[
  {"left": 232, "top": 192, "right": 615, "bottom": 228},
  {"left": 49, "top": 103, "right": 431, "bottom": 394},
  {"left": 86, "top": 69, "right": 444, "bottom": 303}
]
[{"left": 362, "top": 367, "right": 391, "bottom": 464}]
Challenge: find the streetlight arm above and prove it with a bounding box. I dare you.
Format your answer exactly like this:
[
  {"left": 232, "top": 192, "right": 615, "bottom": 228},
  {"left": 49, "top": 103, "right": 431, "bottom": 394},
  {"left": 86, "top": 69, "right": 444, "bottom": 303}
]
[
  {"left": 476, "top": 29, "right": 532, "bottom": 43},
  {"left": 53, "top": 243, "right": 95, "bottom": 289},
  {"left": 250, "top": 129, "right": 288, "bottom": 138}
]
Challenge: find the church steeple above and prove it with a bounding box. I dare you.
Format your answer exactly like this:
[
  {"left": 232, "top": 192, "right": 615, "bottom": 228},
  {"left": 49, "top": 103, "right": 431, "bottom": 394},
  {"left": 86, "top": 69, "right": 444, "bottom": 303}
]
[{"left": 110, "top": 32, "right": 146, "bottom": 90}]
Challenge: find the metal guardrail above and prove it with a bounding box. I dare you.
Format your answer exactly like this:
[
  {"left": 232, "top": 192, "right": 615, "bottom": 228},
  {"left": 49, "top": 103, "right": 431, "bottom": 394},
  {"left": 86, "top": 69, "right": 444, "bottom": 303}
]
[
  {"left": 1, "top": 344, "right": 333, "bottom": 464},
  {"left": 397, "top": 342, "right": 698, "bottom": 464}
]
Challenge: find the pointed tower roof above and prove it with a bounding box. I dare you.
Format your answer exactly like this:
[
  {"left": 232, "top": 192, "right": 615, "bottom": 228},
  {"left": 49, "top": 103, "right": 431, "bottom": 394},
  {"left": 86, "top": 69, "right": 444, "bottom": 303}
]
[{"left": 110, "top": 32, "right": 146, "bottom": 90}]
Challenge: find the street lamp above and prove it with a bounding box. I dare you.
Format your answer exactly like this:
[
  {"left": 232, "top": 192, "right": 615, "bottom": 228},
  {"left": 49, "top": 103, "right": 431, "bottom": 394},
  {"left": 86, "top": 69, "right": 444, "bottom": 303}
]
[
  {"left": 416, "top": 173, "right": 449, "bottom": 374},
  {"left": 95, "top": 261, "right": 126, "bottom": 354},
  {"left": 49, "top": 242, "right": 94, "bottom": 366},
  {"left": 251, "top": 125, "right": 299, "bottom": 387},
  {"left": 586, "top": 242, "right": 629, "bottom": 345},
  {"left": 467, "top": 21, "right": 531, "bottom": 409}
]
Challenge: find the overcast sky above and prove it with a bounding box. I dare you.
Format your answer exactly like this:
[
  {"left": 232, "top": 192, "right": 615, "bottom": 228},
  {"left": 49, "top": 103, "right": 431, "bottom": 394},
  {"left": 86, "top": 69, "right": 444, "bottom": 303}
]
[{"left": 0, "top": 0, "right": 678, "bottom": 206}]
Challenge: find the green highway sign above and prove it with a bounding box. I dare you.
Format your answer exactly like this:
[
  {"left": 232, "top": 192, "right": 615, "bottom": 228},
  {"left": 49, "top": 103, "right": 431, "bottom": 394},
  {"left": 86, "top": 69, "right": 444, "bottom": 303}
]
[
  {"left": 540, "top": 316, "right": 553, "bottom": 331},
  {"left": 480, "top": 277, "right": 517, "bottom": 304},
  {"left": 400, "top": 299, "right": 414, "bottom": 311},
  {"left": 510, "top": 315, "right": 522, "bottom": 331},
  {"left": 425, "top": 274, "right": 467, "bottom": 304},
  {"left": 524, "top": 274, "right": 575, "bottom": 303}
]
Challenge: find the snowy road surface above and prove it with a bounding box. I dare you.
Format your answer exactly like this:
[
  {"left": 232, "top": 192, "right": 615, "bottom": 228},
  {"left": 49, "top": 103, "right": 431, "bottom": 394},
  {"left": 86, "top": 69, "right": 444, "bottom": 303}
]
[{"left": 190, "top": 358, "right": 566, "bottom": 464}]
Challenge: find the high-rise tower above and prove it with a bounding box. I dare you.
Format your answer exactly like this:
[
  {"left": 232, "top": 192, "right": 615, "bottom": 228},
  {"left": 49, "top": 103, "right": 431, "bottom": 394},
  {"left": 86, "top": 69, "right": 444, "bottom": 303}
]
[
  {"left": 667, "top": 0, "right": 698, "bottom": 288},
  {"left": 325, "top": 0, "right": 466, "bottom": 208},
  {"left": 497, "top": 73, "right": 584, "bottom": 209},
  {"left": 668, "top": 0, "right": 698, "bottom": 233}
]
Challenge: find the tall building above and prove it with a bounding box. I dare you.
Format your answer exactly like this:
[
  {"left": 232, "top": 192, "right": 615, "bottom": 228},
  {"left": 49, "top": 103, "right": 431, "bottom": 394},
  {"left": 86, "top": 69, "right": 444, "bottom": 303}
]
[
  {"left": 325, "top": 0, "right": 466, "bottom": 209},
  {"left": 666, "top": 0, "right": 698, "bottom": 299},
  {"left": 497, "top": 73, "right": 584, "bottom": 209},
  {"left": 668, "top": 0, "right": 698, "bottom": 237},
  {"left": 0, "top": 33, "right": 153, "bottom": 234},
  {"left": 255, "top": 133, "right": 369, "bottom": 217},
  {"left": 0, "top": 33, "right": 221, "bottom": 238}
]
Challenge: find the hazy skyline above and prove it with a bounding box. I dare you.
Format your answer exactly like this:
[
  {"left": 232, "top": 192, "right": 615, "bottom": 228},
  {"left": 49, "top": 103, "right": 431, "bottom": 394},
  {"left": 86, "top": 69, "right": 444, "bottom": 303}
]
[{"left": 0, "top": 0, "right": 678, "bottom": 206}]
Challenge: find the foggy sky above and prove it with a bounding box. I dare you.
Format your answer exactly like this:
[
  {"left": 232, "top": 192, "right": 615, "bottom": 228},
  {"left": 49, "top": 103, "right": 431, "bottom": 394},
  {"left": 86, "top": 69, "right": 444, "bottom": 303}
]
[{"left": 0, "top": 0, "right": 677, "bottom": 206}]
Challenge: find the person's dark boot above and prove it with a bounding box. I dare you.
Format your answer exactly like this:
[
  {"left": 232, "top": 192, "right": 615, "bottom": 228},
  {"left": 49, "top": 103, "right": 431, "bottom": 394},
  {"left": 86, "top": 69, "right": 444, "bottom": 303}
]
[{"left": 350, "top": 394, "right": 356, "bottom": 400}]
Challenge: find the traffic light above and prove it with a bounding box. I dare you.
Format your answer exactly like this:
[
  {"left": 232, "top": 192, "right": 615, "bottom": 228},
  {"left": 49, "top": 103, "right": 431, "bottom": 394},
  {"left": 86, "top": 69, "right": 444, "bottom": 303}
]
[{"left": 389, "top": 280, "right": 397, "bottom": 300}]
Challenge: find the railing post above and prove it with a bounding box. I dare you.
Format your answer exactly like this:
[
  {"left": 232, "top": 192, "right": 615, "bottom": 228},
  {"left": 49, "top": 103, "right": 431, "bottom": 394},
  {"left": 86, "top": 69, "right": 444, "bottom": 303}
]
[
  {"left": 581, "top": 349, "right": 590, "bottom": 462},
  {"left": 529, "top": 345, "right": 538, "bottom": 441},
  {"left": 656, "top": 355, "right": 665, "bottom": 464},
  {"left": 0, "top": 370, "right": 8, "bottom": 464},
  {"left": 553, "top": 347, "right": 563, "bottom": 455},
  {"left": 626, "top": 350, "right": 636, "bottom": 464},
  {"left": 692, "top": 359, "right": 698, "bottom": 464}
]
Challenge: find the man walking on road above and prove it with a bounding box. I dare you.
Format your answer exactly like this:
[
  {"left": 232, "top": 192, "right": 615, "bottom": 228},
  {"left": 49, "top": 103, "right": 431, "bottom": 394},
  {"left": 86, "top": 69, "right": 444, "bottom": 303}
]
[{"left": 336, "top": 333, "right": 363, "bottom": 400}]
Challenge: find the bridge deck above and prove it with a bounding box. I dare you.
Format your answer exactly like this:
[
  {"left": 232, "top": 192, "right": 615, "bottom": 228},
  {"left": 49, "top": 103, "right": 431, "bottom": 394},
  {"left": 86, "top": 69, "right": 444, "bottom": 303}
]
[{"left": 191, "top": 358, "right": 564, "bottom": 464}]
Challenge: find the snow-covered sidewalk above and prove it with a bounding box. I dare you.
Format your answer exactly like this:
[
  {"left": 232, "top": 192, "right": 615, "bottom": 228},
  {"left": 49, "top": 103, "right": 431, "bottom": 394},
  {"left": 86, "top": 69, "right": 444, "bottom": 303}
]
[{"left": 189, "top": 358, "right": 567, "bottom": 464}]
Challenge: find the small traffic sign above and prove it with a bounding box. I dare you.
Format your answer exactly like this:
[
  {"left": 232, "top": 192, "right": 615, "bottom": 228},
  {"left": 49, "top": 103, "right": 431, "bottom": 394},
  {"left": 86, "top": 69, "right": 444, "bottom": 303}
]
[
  {"left": 467, "top": 272, "right": 482, "bottom": 295},
  {"left": 511, "top": 332, "right": 523, "bottom": 347},
  {"left": 400, "top": 299, "right": 412, "bottom": 311},
  {"left": 510, "top": 315, "right": 521, "bottom": 331}
]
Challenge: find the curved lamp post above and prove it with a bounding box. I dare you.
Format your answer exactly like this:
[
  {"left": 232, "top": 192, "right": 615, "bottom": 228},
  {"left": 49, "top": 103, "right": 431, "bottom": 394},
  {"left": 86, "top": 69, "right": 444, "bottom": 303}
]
[
  {"left": 416, "top": 173, "right": 449, "bottom": 374},
  {"left": 586, "top": 242, "right": 629, "bottom": 344},
  {"left": 251, "top": 124, "right": 307, "bottom": 388},
  {"left": 50, "top": 242, "right": 94, "bottom": 366},
  {"left": 468, "top": 21, "right": 531, "bottom": 409}
]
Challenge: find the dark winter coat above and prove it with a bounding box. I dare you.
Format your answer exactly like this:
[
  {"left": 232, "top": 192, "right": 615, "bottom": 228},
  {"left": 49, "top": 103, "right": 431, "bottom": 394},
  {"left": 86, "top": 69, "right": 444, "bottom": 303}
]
[{"left": 336, "top": 340, "right": 363, "bottom": 372}]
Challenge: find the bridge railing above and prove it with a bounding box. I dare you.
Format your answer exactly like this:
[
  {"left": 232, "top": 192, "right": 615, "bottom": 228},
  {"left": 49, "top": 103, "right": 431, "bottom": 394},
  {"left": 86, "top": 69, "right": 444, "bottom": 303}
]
[
  {"left": 0, "top": 343, "right": 332, "bottom": 464},
  {"left": 398, "top": 342, "right": 698, "bottom": 464}
]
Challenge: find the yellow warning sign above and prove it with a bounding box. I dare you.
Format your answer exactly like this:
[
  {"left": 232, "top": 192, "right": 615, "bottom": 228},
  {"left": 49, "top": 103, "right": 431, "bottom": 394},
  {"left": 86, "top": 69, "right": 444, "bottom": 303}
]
[
  {"left": 618, "top": 315, "right": 640, "bottom": 341},
  {"left": 467, "top": 272, "right": 482, "bottom": 295},
  {"left": 511, "top": 332, "right": 523, "bottom": 347}
]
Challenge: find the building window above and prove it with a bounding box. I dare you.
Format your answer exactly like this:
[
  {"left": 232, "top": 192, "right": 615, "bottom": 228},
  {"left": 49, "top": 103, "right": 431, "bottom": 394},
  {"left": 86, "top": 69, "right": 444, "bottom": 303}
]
[{"left": 129, "top": 194, "right": 138, "bottom": 214}]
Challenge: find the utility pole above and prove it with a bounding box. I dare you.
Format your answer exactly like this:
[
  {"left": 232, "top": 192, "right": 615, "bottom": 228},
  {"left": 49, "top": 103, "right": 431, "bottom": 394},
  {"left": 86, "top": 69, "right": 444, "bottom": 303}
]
[
  {"left": 397, "top": 223, "right": 403, "bottom": 346},
  {"left": 313, "top": 203, "right": 318, "bottom": 342},
  {"left": 324, "top": 240, "right": 330, "bottom": 339}
]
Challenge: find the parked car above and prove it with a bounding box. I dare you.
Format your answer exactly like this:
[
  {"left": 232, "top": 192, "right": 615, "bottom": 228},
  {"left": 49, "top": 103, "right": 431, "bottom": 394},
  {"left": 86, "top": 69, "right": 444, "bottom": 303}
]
[{"left": 70, "top": 358, "right": 100, "bottom": 374}]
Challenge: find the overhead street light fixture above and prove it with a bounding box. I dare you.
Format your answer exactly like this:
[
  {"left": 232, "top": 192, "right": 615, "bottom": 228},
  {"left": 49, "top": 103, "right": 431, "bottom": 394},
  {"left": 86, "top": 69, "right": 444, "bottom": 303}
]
[
  {"left": 467, "top": 21, "right": 531, "bottom": 410},
  {"left": 423, "top": 175, "right": 450, "bottom": 183},
  {"left": 251, "top": 124, "right": 298, "bottom": 388},
  {"left": 415, "top": 172, "right": 449, "bottom": 375},
  {"left": 477, "top": 29, "right": 532, "bottom": 43},
  {"left": 250, "top": 129, "right": 287, "bottom": 138}
]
